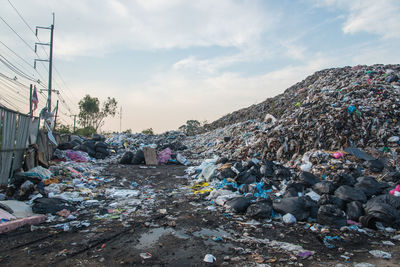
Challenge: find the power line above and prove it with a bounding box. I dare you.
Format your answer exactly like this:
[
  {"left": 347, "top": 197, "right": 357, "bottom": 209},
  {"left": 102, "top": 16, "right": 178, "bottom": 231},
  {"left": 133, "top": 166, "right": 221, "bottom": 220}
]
[
  {"left": 4, "top": 4, "right": 78, "bottom": 117},
  {"left": 6, "top": 1, "right": 80, "bottom": 109},
  {"left": 7, "top": 0, "right": 37, "bottom": 36},
  {"left": 0, "top": 54, "right": 38, "bottom": 82},
  {"left": 0, "top": 16, "right": 35, "bottom": 53},
  {"left": 0, "top": 40, "right": 47, "bottom": 88}
]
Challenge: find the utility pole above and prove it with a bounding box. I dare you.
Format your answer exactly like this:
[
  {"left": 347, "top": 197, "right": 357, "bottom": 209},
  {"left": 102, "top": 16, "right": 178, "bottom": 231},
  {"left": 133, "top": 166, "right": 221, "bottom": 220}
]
[
  {"left": 29, "top": 84, "right": 32, "bottom": 116},
  {"left": 120, "top": 106, "right": 122, "bottom": 132},
  {"left": 70, "top": 114, "right": 77, "bottom": 133},
  {"left": 34, "top": 13, "right": 55, "bottom": 112},
  {"left": 53, "top": 100, "right": 59, "bottom": 130}
]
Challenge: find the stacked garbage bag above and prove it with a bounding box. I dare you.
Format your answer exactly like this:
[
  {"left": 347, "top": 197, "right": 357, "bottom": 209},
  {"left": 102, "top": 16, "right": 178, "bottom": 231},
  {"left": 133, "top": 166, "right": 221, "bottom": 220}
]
[
  {"left": 188, "top": 153, "right": 400, "bottom": 230},
  {"left": 56, "top": 133, "right": 110, "bottom": 160},
  {"left": 106, "top": 131, "right": 190, "bottom": 166}
]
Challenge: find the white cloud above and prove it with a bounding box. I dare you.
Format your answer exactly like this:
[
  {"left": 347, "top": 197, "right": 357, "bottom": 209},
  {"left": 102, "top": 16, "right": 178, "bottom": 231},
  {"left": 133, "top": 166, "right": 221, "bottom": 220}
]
[
  {"left": 315, "top": 0, "right": 400, "bottom": 39},
  {"left": 4, "top": 0, "right": 274, "bottom": 59},
  {"left": 172, "top": 47, "right": 271, "bottom": 74}
]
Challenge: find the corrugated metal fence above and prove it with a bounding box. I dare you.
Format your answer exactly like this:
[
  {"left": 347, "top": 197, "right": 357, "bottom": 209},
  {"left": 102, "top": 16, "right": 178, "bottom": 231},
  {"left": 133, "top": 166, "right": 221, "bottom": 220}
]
[{"left": 0, "top": 106, "right": 40, "bottom": 185}]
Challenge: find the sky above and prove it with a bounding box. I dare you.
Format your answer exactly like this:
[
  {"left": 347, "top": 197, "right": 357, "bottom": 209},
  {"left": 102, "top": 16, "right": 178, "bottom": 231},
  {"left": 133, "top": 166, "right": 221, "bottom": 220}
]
[{"left": 1, "top": 0, "right": 400, "bottom": 133}]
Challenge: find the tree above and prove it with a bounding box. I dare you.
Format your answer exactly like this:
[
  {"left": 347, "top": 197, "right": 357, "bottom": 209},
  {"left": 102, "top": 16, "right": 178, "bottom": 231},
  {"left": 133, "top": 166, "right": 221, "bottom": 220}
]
[
  {"left": 178, "top": 120, "right": 201, "bottom": 136},
  {"left": 78, "top": 95, "right": 118, "bottom": 132},
  {"left": 55, "top": 123, "right": 71, "bottom": 134},
  {"left": 141, "top": 128, "right": 154, "bottom": 135},
  {"left": 75, "top": 126, "right": 96, "bottom": 137}
]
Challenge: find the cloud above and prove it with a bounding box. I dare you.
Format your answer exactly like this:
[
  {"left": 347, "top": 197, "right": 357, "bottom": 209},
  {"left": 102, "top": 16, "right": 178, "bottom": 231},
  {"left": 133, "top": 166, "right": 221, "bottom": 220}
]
[
  {"left": 172, "top": 47, "right": 271, "bottom": 75},
  {"left": 315, "top": 0, "right": 400, "bottom": 39},
  {"left": 4, "top": 0, "right": 275, "bottom": 59}
]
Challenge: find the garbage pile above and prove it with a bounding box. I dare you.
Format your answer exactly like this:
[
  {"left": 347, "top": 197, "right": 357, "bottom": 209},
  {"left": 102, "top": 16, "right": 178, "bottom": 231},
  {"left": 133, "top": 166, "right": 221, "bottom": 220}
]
[
  {"left": 106, "top": 131, "right": 190, "bottom": 166},
  {"left": 56, "top": 133, "right": 110, "bottom": 160},
  {"left": 186, "top": 153, "right": 400, "bottom": 230},
  {"left": 1, "top": 156, "right": 150, "bottom": 233},
  {"left": 189, "top": 64, "right": 400, "bottom": 163},
  {"left": 182, "top": 64, "right": 400, "bottom": 231},
  {"left": 202, "top": 64, "right": 400, "bottom": 133}
]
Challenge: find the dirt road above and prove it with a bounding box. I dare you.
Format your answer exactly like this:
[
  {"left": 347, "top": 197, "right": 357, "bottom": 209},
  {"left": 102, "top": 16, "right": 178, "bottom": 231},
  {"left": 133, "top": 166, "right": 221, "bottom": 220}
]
[{"left": 0, "top": 164, "right": 399, "bottom": 266}]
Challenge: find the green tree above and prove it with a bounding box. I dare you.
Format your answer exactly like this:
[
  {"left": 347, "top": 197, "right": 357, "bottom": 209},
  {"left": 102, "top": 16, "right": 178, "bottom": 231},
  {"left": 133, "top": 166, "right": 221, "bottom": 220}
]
[
  {"left": 55, "top": 123, "right": 72, "bottom": 134},
  {"left": 75, "top": 126, "right": 96, "bottom": 137},
  {"left": 141, "top": 128, "right": 154, "bottom": 135},
  {"left": 178, "top": 120, "right": 201, "bottom": 136},
  {"left": 78, "top": 95, "right": 118, "bottom": 132}
]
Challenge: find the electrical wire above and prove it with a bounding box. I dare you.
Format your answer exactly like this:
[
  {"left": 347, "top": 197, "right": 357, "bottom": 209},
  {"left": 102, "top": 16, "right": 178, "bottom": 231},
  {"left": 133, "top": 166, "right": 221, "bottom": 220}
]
[
  {"left": 6, "top": 0, "right": 81, "bottom": 111},
  {"left": 4, "top": 3, "right": 79, "bottom": 119}
]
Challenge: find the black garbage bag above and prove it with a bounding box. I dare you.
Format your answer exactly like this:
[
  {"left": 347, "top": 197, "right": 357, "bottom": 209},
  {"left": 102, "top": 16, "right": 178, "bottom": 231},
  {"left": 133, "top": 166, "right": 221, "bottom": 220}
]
[
  {"left": 77, "top": 144, "right": 88, "bottom": 153},
  {"left": 32, "top": 197, "right": 76, "bottom": 215},
  {"left": 346, "top": 201, "right": 364, "bottom": 221},
  {"left": 233, "top": 162, "right": 244, "bottom": 173},
  {"left": 216, "top": 157, "right": 229, "bottom": 164},
  {"left": 273, "top": 197, "right": 310, "bottom": 221},
  {"left": 120, "top": 151, "right": 134, "bottom": 164},
  {"left": 334, "top": 185, "right": 367, "bottom": 203},
  {"left": 246, "top": 201, "right": 272, "bottom": 219},
  {"left": 317, "top": 204, "right": 347, "bottom": 228},
  {"left": 313, "top": 181, "right": 335, "bottom": 195},
  {"left": 383, "top": 172, "right": 400, "bottom": 183},
  {"left": 87, "top": 147, "right": 96, "bottom": 158},
  {"left": 91, "top": 133, "right": 104, "bottom": 141},
  {"left": 283, "top": 183, "right": 305, "bottom": 198},
  {"left": 274, "top": 167, "right": 291, "bottom": 179},
  {"left": 332, "top": 173, "right": 356, "bottom": 187},
  {"left": 354, "top": 176, "right": 387, "bottom": 197},
  {"left": 364, "top": 203, "right": 399, "bottom": 226},
  {"left": 249, "top": 166, "right": 262, "bottom": 179},
  {"left": 95, "top": 146, "right": 109, "bottom": 156},
  {"left": 304, "top": 196, "right": 319, "bottom": 219},
  {"left": 95, "top": 141, "right": 108, "bottom": 149},
  {"left": 260, "top": 161, "right": 274, "bottom": 177},
  {"left": 365, "top": 194, "right": 400, "bottom": 210},
  {"left": 84, "top": 140, "right": 96, "bottom": 149},
  {"left": 239, "top": 184, "right": 256, "bottom": 194},
  {"left": 299, "top": 171, "right": 319, "bottom": 186},
  {"left": 220, "top": 168, "right": 236, "bottom": 179},
  {"left": 365, "top": 159, "right": 384, "bottom": 173},
  {"left": 344, "top": 147, "right": 374, "bottom": 161},
  {"left": 363, "top": 194, "right": 400, "bottom": 227},
  {"left": 236, "top": 171, "right": 257, "bottom": 185},
  {"left": 225, "top": 197, "right": 251, "bottom": 213},
  {"left": 57, "top": 142, "right": 73, "bottom": 150},
  {"left": 318, "top": 194, "right": 345, "bottom": 210},
  {"left": 70, "top": 139, "right": 81, "bottom": 148},
  {"left": 132, "top": 150, "right": 145, "bottom": 164}
]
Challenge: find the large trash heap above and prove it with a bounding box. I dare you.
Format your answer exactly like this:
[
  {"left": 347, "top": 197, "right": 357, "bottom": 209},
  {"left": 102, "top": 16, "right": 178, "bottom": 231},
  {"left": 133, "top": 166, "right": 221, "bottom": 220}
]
[
  {"left": 1, "top": 64, "right": 400, "bottom": 246},
  {"left": 183, "top": 64, "right": 400, "bottom": 230}
]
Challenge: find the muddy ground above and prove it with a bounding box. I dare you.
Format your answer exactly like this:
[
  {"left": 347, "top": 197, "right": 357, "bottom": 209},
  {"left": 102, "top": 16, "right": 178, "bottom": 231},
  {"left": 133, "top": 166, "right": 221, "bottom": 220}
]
[{"left": 0, "top": 164, "right": 399, "bottom": 266}]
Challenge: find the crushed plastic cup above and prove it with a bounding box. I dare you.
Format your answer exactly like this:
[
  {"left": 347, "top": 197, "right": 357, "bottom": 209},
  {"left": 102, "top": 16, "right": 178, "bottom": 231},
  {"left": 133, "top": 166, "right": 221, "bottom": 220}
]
[{"left": 203, "top": 254, "right": 216, "bottom": 263}]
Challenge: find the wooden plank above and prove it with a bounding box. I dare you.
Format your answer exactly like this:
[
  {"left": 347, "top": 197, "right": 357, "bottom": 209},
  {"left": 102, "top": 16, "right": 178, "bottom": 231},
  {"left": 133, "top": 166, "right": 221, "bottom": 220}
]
[{"left": 143, "top": 147, "right": 158, "bottom": 165}]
